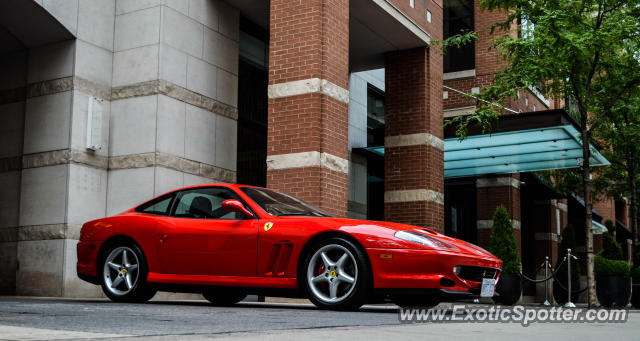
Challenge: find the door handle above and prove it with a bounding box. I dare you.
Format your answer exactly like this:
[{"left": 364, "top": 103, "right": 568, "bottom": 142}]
[{"left": 158, "top": 233, "right": 169, "bottom": 243}]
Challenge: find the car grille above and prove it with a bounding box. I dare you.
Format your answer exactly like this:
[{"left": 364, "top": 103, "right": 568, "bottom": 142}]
[{"left": 457, "top": 266, "right": 500, "bottom": 282}]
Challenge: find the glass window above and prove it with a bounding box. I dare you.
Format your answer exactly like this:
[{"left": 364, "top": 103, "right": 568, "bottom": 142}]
[
  {"left": 367, "top": 86, "right": 385, "bottom": 147},
  {"left": 135, "top": 194, "right": 174, "bottom": 216},
  {"left": 240, "top": 187, "right": 329, "bottom": 217},
  {"left": 443, "top": 0, "right": 475, "bottom": 73},
  {"left": 173, "top": 187, "right": 248, "bottom": 219}
]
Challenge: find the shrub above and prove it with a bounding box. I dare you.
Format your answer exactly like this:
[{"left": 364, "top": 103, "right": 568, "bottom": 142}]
[
  {"left": 555, "top": 224, "right": 580, "bottom": 283},
  {"left": 601, "top": 231, "right": 623, "bottom": 260},
  {"left": 489, "top": 205, "right": 521, "bottom": 275},
  {"left": 595, "top": 254, "right": 630, "bottom": 277},
  {"left": 604, "top": 219, "right": 615, "bottom": 235}
]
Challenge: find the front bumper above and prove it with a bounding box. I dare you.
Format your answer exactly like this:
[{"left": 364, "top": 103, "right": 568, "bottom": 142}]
[{"left": 366, "top": 248, "right": 501, "bottom": 293}]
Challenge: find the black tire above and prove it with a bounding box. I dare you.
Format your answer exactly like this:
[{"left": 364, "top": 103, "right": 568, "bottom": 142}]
[
  {"left": 202, "top": 288, "right": 247, "bottom": 306},
  {"left": 99, "top": 242, "right": 157, "bottom": 303},
  {"left": 392, "top": 295, "right": 440, "bottom": 308},
  {"left": 301, "top": 237, "right": 370, "bottom": 310}
]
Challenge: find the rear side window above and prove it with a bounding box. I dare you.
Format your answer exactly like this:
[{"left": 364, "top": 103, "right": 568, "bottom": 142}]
[
  {"left": 135, "top": 194, "right": 175, "bottom": 216},
  {"left": 172, "top": 187, "right": 249, "bottom": 219}
]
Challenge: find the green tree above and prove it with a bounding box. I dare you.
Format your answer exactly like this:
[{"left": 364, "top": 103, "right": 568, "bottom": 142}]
[
  {"left": 489, "top": 205, "right": 521, "bottom": 275},
  {"left": 594, "top": 92, "right": 640, "bottom": 260},
  {"left": 444, "top": 0, "right": 640, "bottom": 307},
  {"left": 601, "top": 231, "right": 623, "bottom": 260}
]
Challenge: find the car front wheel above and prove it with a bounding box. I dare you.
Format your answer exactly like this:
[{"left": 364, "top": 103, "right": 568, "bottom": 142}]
[
  {"left": 302, "top": 237, "right": 370, "bottom": 310},
  {"left": 100, "top": 243, "right": 156, "bottom": 302}
]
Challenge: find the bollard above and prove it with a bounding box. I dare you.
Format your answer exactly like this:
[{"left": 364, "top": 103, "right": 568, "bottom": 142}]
[
  {"left": 543, "top": 256, "right": 551, "bottom": 306},
  {"left": 564, "top": 249, "right": 576, "bottom": 308}
]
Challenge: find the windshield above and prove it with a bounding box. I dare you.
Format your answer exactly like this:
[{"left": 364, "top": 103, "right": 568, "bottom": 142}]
[{"left": 240, "top": 187, "right": 330, "bottom": 217}]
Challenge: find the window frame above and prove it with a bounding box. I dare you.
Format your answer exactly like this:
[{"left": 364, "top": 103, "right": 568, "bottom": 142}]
[
  {"left": 168, "top": 186, "right": 257, "bottom": 220},
  {"left": 443, "top": 0, "right": 475, "bottom": 73},
  {"left": 134, "top": 192, "right": 177, "bottom": 216}
]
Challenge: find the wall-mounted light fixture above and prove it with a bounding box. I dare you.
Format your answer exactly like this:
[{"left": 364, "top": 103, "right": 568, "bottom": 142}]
[{"left": 86, "top": 97, "right": 103, "bottom": 151}]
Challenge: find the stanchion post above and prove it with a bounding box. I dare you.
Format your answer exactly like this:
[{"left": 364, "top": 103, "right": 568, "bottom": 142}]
[
  {"left": 564, "top": 248, "right": 576, "bottom": 308},
  {"left": 543, "top": 256, "right": 551, "bottom": 306}
]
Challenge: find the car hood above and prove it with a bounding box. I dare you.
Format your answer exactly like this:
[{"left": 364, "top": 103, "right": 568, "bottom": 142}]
[{"left": 310, "top": 217, "right": 497, "bottom": 258}]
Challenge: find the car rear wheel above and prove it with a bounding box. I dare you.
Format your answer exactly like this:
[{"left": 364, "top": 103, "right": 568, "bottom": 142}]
[
  {"left": 100, "top": 243, "right": 156, "bottom": 303},
  {"left": 202, "top": 288, "right": 247, "bottom": 306},
  {"left": 302, "top": 237, "right": 370, "bottom": 310}
]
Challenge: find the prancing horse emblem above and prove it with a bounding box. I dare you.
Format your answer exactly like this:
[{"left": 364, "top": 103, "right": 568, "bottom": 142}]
[{"left": 264, "top": 222, "right": 274, "bottom": 232}]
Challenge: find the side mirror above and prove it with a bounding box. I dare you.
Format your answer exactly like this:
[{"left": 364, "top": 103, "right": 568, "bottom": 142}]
[{"left": 221, "top": 199, "right": 254, "bottom": 218}]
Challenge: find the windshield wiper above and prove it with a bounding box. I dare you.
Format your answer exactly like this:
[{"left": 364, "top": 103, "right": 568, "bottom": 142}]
[{"left": 279, "top": 212, "right": 328, "bottom": 217}]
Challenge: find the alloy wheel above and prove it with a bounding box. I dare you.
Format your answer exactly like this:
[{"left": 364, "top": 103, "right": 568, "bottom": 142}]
[
  {"left": 306, "top": 244, "right": 358, "bottom": 303},
  {"left": 103, "top": 246, "right": 140, "bottom": 296}
]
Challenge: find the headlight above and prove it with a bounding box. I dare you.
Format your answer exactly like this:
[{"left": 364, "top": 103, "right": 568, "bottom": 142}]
[{"left": 394, "top": 231, "right": 457, "bottom": 250}]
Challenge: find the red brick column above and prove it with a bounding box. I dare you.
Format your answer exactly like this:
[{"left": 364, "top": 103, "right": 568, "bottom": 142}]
[
  {"left": 384, "top": 45, "right": 444, "bottom": 231},
  {"left": 475, "top": 174, "right": 522, "bottom": 253},
  {"left": 266, "top": 0, "right": 349, "bottom": 217}
]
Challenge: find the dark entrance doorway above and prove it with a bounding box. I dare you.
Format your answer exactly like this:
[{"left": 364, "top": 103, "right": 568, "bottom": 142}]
[
  {"left": 236, "top": 19, "right": 268, "bottom": 187},
  {"left": 444, "top": 179, "right": 477, "bottom": 244}
]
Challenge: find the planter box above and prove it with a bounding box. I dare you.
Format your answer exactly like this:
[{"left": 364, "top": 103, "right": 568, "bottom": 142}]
[
  {"left": 596, "top": 276, "right": 631, "bottom": 308},
  {"left": 631, "top": 282, "right": 640, "bottom": 308},
  {"left": 493, "top": 274, "right": 521, "bottom": 306}
]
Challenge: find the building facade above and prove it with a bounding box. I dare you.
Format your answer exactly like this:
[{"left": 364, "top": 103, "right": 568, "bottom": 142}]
[{"left": 0, "top": 0, "right": 628, "bottom": 303}]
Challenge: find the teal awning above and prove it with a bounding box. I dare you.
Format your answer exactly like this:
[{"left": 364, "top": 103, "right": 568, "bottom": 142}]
[
  {"left": 591, "top": 220, "right": 608, "bottom": 235},
  {"left": 443, "top": 125, "right": 609, "bottom": 178},
  {"left": 358, "top": 118, "right": 610, "bottom": 179}
]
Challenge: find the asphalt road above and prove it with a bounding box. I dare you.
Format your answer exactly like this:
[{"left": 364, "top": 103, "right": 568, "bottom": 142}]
[{"left": 0, "top": 297, "right": 638, "bottom": 340}]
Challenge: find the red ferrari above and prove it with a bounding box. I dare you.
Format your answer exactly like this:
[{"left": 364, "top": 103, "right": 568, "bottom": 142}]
[{"left": 77, "top": 183, "right": 502, "bottom": 310}]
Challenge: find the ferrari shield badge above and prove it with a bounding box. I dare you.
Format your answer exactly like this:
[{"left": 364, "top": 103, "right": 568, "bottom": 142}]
[{"left": 264, "top": 222, "right": 274, "bottom": 232}]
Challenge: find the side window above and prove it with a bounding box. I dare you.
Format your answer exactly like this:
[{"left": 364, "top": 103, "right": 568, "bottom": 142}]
[
  {"left": 173, "top": 188, "right": 247, "bottom": 219},
  {"left": 135, "top": 194, "right": 174, "bottom": 216}
]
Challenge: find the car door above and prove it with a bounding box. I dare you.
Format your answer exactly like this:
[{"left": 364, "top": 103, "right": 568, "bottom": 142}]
[{"left": 155, "top": 187, "right": 258, "bottom": 276}]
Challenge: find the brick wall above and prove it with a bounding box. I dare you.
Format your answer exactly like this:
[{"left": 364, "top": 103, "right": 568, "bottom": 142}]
[
  {"left": 443, "top": 1, "right": 554, "bottom": 114},
  {"left": 266, "top": 0, "right": 350, "bottom": 217},
  {"left": 268, "top": 0, "right": 348, "bottom": 88},
  {"left": 593, "top": 196, "right": 616, "bottom": 225},
  {"left": 474, "top": 1, "right": 510, "bottom": 77},
  {"left": 389, "top": 0, "right": 442, "bottom": 31},
  {"left": 384, "top": 44, "right": 444, "bottom": 231},
  {"left": 475, "top": 174, "right": 521, "bottom": 254}
]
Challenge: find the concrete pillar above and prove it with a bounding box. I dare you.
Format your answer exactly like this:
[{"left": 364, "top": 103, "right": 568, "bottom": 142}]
[
  {"left": 383, "top": 45, "right": 444, "bottom": 231},
  {"left": 108, "top": 0, "right": 239, "bottom": 217},
  {"left": 266, "top": 0, "right": 350, "bottom": 217},
  {"left": 475, "top": 174, "right": 521, "bottom": 253},
  {"left": 15, "top": 0, "right": 115, "bottom": 298},
  {"left": 3, "top": 0, "right": 241, "bottom": 297}
]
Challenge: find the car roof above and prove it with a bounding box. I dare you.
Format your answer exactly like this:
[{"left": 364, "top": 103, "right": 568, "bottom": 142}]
[
  {"left": 130, "top": 183, "right": 270, "bottom": 213},
  {"left": 169, "top": 183, "right": 268, "bottom": 192}
]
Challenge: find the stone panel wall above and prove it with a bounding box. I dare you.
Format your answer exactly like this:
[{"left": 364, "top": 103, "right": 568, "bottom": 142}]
[{"left": 0, "top": 0, "right": 241, "bottom": 297}]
